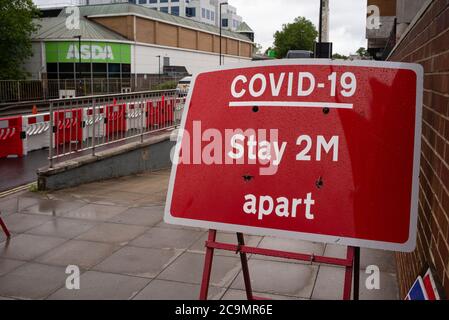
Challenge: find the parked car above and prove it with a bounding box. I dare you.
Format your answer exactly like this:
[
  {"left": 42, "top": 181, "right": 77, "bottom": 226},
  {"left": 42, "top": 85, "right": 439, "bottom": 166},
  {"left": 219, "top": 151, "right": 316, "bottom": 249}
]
[
  {"left": 176, "top": 76, "right": 192, "bottom": 96},
  {"left": 286, "top": 50, "right": 314, "bottom": 58}
]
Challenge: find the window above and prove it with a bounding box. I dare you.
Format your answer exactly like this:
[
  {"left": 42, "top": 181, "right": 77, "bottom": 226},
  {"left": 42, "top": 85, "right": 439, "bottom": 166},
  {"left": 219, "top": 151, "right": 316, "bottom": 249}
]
[
  {"left": 160, "top": 6, "right": 169, "bottom": 13},
  {"left": 108, "top": 63, "right": 121, "bottom": 79},
  {"left": 186, "top": 7, "right": 196, "bottom": 17},
  {"left": 92, "top": 63, "right": 107, "bottom": 79},
  {"left": 202, "top": 8, "right": 206, "bottom": 18},
  {"left": 222, "top": 18, "right": 228, "bottom": 27},
  {"left": 206, "top": 9, "right": 210, "bottom": 20},
  {"left": 138, "top": 0, "right": 146, "bottom": 4},
  {"left": 171, "top": 0, "right": 179, "bottom": 2},
  {"left": 160, "top": 0, "right": 168, "bottom": 2},
  {"left": 211, "top": 11, "right": 214, "bottom": 21},
  {"left": 149, "top": 0, "right": 157, "bottom": 3},
  {"left": 59, "top": 63, "right": 74, "bottom": 80},
  {"left": 122, "top": 64, "right": 131, "bottom": 78},
  {"left": 47, "top": 63, "right": 58, "bottom": 79},
  {"left": 171, "top": 6, "right": 179, "bottom": 16}
]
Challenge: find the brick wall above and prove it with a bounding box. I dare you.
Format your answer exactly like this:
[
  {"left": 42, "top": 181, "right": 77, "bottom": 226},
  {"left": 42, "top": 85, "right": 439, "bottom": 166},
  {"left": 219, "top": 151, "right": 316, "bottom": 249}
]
[{"left": 388, "top": 0, "right": 449, "bottom": 299}]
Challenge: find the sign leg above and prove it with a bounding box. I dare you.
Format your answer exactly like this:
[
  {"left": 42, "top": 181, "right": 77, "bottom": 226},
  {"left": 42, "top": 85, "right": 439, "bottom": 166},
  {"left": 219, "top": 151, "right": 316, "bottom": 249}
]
[
  {"left": 342, "top": 246, "right": 355, "bottom": 300},
  {"left": 0, "top": 216, "right": 11, "bottom": 238},
  {"left": 353, "top": 247, "right": 360, "bottom": 300},
  {"left": 236, "top": 233, "right": 254, "bottom": 300},
  {"left": 199, "top": 229, "right": 217, "bottom": 300}
]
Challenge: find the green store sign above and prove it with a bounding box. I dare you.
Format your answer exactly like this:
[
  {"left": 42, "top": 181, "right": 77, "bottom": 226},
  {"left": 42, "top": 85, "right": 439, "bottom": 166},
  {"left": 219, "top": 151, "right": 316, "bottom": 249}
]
[{"left": 46, "top": 41, "right": 131, "bottom": 64}]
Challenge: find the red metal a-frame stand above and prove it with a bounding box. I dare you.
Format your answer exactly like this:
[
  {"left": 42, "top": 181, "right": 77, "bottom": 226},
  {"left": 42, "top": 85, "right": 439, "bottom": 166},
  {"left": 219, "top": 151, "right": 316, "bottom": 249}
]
[
  {"left": 199, "top": 230, "right": 360, "bottom": 300},
  {"left": 0, "top": 212, "right": 11, "bottom": 238}
]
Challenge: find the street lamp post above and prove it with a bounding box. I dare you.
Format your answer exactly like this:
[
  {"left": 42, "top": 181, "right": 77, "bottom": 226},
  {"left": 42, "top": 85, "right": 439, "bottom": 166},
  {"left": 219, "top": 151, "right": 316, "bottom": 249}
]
[
  {"left": 219, "top": 2, "right": 228, "bottom": 66},
  {"left": 156, "top": 55, "right": 161, "bottom": 82},
  {"left": 318, "top": 0, "right": 323, "bottom": 44},
  {"left": 73, "top": 35, "right": 82, "bottom": 95}
]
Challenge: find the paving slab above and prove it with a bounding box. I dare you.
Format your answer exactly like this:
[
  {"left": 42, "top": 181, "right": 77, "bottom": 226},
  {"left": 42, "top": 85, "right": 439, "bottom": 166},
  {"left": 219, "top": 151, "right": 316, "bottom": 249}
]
[
  {"left": 133, "top": 280, "right": 225, "bottom": 300},
  {"left": 2, "top": 214, "right": 53, "bottom": 233},
  {"left": 324, "top": 245, "right": 397, "bottom": 273},
  {"left": 230, "top": 259, "right": 318, "bottom": 299},
  {"left": 36, "top": 240, "right": 118, "bottom": 269},
  {"left": 48, "top": 270, "right": 151, "bottom": 300},
  {"left": 158, "top": 252, "right": 242, "bottom": 287},
  {"left": 130, "top": 227, "right": 204, "bottom": 250},
  {"left": 189, "top": 232, "right": 262, "bottom": 257},
  {"left": 0, "top": 258, "right": 26, "bottom": 277},
  {"left": 0, "top": 263, "right": 67, "bottom": 299},
  {"left": 254, "top": 237, "right": 325, "bottom": 264},
  {"left": 93, "top": 246, "right": 182, "bottom": 278},
  {"left": 0, "top": 196, "right": 41, "bottom": 216},
  {"left": 0, "top": 234, "right": 66, "bottom": 261},
  {"left": 311, "top": 265, "right": 346, "bottom": 300},
  {"left": 61, "top": 204, "right": 128, "bottom": 221},
  {"left": 109, "top": 206, "right": 164, "bottom": 227},
  {"left": 76, "top": 222, "right": 147, "bottom": 245},
  {"left": 25, "top": 218, "right": 98, "bottom": 239},
  {"left": 21, "top": 199, "right": 87, "bottom": 217}
]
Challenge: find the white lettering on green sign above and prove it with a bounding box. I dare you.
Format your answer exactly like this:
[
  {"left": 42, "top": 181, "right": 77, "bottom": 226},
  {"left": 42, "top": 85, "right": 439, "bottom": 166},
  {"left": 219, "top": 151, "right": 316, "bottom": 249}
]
[{"left": 45, "top": 41, "right": 131, "bottom": 64}]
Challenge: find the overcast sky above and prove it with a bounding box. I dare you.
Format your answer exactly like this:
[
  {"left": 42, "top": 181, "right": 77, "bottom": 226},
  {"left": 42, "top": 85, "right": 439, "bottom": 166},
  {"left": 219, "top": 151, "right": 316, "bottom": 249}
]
[{"left": 232, "top": 0, "right": 367, "bottom": 56}]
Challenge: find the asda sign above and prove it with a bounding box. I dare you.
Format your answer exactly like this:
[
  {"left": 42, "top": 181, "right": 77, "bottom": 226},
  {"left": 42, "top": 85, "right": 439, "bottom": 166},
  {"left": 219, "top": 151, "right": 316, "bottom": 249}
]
[{"left": 46, "top": 41, "right": 131, "bottom": 64}]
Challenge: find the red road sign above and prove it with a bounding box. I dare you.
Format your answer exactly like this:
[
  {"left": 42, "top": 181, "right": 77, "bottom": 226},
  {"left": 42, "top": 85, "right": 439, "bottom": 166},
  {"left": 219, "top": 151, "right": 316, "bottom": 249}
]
[{"left": 165, "top": 60, "right": 423, "bottom": 252}]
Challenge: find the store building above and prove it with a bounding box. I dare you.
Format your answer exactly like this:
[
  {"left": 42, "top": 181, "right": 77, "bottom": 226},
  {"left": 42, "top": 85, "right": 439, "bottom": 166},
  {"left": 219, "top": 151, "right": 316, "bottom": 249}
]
[{"left": 26, "top": 2, "right": 254, "bottom": 87}]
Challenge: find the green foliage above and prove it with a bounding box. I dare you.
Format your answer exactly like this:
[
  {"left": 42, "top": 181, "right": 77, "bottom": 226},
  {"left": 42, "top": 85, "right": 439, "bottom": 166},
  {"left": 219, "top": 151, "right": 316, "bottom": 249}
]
[
  {"left": 273, "top": 17, "right": 318, "bottom": 59},
  {"left": 356, "top": 47, "right": 370, "bottom": 58},
  {"left": 153, "top": 80, "right": 178, "bottom": 90},
  {"left": 332, "top": 53, "right": 349, "bottom": 60},
  {"left": 0, "top": 0, "right": 40, "bottom": 80}
]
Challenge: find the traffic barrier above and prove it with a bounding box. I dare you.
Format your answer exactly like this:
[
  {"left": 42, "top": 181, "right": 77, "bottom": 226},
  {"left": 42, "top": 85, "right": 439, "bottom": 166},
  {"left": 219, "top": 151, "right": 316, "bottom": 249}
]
[
  {"left": 166, "top": 98, "right": 175, "bottom": 126},
  {"left": 83, "top": 107, "right": 105, "bottom": 140},
  {"left": 0, "top": 116, "right": 25, "bottom": 158},
  {"left": 23, "top": 113, "right": 50, "bottom": 152},
  {"left": 146, "top": 100, "right": 159, "bottom": 130},
  {"left": 126, "top": 102, "right": 145, "bottom": 131},
  {"left": 105, "top": 103, "right": 127, "bottom": 138},
  {"left": 53, "top": 109, "right": 83, "bottom": 147}
]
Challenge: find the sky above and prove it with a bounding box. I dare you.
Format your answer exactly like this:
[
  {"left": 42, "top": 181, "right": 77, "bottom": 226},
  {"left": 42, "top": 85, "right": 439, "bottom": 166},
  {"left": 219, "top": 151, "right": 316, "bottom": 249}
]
[{"left": 232, "top": 0, "right": 368, "bottom": 56}]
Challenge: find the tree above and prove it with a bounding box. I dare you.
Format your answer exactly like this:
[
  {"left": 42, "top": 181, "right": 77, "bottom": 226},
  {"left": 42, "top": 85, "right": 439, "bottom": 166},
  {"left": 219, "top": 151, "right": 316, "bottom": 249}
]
[
  {"left": 332, "top": 53, "right": 349, "bottom": 60},
  {"left": 356, "top": 47, "right": 370, "bottom": 58},
  {"left": 0, "top": 0, "right": 40, "bottom": 80},
  {"left": 273, "top": 17, "right": 318, "bottom": 59}
]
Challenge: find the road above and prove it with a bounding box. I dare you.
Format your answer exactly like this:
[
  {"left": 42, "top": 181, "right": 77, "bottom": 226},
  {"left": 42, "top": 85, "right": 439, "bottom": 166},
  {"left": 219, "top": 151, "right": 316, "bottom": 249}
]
[{"left": 0, "top": 149, "right": 48, "bottom": 192}]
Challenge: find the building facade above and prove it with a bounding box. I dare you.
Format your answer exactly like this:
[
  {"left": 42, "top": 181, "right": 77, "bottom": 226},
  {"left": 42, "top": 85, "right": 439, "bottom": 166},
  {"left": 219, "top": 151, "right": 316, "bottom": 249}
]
[
  {"left": 366, "top": 0, "right": 428, "bottom": 60},
  {"left": 35, "top": 0, "right": 244, "bottom": 31},
  {"left": 369, "top": 0, "right": 449, "bottom": 299},
  {"left": 26, "top": 3, "right": 254, "bottom": 89}
]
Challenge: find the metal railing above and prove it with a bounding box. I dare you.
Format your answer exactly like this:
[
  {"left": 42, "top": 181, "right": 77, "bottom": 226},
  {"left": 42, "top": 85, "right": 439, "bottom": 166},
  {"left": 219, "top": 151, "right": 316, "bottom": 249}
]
[
  {"left": 0, "top": 75, "right": 184, "bottom": 104},
  {"left": 47, "top": 90, "right": 185, "bottom": 167}
]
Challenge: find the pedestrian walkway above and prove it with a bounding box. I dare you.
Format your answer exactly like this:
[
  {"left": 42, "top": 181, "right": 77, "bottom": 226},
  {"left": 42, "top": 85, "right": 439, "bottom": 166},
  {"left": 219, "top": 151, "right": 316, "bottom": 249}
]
[{"left": 0, "top": 169, "right": 399, "bottom": 300}]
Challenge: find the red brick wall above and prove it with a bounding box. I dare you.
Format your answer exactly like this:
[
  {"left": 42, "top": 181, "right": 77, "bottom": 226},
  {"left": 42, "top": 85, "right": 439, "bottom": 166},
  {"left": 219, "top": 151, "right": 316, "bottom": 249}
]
[{"left": 388, "top": 0, "right": 449, "bottom": 299}]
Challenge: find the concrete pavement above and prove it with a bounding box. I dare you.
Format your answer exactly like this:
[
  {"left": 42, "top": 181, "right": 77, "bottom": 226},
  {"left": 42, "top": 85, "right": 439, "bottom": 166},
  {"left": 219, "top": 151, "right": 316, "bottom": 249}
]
[{"left": 0, "top": 169, "right": 399, "bottom": 300}]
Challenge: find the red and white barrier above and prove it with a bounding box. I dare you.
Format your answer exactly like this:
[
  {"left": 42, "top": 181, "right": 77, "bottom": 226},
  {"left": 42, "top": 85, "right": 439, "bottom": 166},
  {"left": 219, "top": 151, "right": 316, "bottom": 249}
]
[
  {"left": 0, "top": 95, "right": 180, "bottom": 159},
  {"left": 0, "top": 116, "right": 26, "bottom": 158},
  {"left": 53, "top": 109, "right": 83, "bottom": 148},
  {"left": 126, "top": 102, "right": 145, "bottom": 131},
  {"left": 23, "top": 113, "right": 50, "bottom": 152},
  {"left": 83, "top": 107, "right": 106, "bottom": 140}
]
